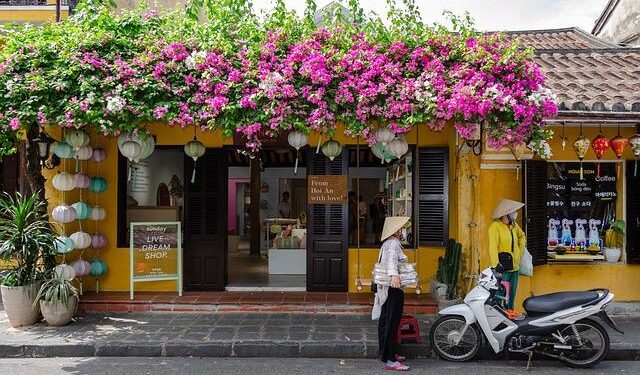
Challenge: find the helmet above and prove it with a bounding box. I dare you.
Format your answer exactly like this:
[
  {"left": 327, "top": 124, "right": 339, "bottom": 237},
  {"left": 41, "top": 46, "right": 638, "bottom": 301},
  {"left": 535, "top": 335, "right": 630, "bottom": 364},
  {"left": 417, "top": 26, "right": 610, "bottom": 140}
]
[{"left": 478, "top": 268, "right": 499, "bottom": 290}]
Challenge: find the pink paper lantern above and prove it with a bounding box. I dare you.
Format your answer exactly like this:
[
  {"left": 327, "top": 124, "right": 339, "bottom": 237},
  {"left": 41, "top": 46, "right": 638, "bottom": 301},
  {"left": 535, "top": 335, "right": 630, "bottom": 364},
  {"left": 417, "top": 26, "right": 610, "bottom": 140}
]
[
  {"left": 52, "top": 203, "right": 77, "bottom": 223},
  {"left": 74, "top": 172, "right": 91, "bottom": 189},
  {"left": 71, "top": 258, "right": 91, "bottom": 277},
  {"left": 91, "top": 148, "right": 106, "bottom": 163},
  {"left": 91, "top": 233, "right": 108, "bottom": 249}
]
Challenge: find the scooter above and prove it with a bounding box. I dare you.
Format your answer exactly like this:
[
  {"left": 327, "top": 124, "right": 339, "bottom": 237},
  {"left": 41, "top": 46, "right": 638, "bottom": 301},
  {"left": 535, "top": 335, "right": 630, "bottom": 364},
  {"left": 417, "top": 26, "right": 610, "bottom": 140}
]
[{"left": 429, "top": 268, "right": 623, "bottom": 368}]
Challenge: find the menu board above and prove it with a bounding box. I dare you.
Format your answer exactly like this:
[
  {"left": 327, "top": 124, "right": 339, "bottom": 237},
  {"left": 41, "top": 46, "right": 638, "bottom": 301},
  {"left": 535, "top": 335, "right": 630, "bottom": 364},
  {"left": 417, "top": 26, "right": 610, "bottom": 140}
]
[{"left": 546, "top": 163, "right": 616, "bottom": 212}]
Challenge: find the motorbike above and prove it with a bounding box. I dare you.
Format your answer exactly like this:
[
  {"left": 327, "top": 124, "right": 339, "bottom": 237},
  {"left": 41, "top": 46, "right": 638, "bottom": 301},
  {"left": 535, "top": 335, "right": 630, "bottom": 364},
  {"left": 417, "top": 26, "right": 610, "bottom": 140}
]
[{"left": 429, "top": 268, "right": 623, "bottom": 368}]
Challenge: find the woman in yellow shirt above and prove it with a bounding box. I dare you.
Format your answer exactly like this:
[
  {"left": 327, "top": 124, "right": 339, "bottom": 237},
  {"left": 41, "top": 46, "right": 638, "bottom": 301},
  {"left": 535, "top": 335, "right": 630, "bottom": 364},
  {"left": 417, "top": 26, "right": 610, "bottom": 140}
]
[{"left": 488, "top": 199, "right": 526, "bottom": 310}]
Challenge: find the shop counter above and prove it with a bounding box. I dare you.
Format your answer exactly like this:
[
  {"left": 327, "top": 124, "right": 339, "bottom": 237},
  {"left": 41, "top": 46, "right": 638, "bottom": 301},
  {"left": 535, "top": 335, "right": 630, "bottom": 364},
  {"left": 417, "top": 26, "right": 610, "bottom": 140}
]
[
  {"left": 268, "top": 248, "right": 306, "bottom": 275},
  {"left": 547, "top": 252, "right": 605, "bottom": 262}
]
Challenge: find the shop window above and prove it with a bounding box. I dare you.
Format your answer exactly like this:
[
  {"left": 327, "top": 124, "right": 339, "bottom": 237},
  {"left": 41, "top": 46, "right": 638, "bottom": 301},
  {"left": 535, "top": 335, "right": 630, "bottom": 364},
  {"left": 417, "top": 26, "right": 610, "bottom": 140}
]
[
  {"left": 626, "top": 160, "right": 640, "bottom": 264},
  {"left": 525, "top": 161, "right": 620, "bottom": 264}
]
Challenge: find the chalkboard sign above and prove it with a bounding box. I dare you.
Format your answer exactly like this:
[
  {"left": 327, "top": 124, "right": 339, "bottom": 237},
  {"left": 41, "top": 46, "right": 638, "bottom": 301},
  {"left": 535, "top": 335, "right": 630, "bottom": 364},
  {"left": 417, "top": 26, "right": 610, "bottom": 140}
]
[
  {"left": 570, "top": 180, "right": 593, "bottom": 194},
  {"left": 129, "top": 222, "right": 182, "bottom": 300}
]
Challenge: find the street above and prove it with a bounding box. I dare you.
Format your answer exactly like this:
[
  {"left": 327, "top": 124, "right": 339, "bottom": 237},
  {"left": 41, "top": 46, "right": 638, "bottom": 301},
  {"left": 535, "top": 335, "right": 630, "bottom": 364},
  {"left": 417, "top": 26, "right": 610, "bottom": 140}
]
[{"left": 0, "top": 358, "right": 637, "bottom": 375}]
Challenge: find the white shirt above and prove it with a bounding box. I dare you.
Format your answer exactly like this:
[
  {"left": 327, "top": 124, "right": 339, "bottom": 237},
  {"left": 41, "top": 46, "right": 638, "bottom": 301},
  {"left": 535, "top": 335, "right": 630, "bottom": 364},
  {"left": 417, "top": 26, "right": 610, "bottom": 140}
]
[{"left": 372, "top": 237, "right": 407, "bottom": 320}]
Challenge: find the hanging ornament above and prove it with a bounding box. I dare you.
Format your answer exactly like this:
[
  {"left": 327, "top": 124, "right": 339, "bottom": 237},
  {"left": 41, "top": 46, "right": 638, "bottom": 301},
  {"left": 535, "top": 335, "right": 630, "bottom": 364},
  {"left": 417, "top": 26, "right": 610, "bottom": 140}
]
[
  {"left": 119, "top": 140, "right": 142, "bottom": 162},
  {"left": 91, "top": 233, "right": 108, "bottom": 249},
  {"left": 52, "top": 172, "right": 75, "bottom": 191},
  {"left": 52, "top": 203, "right": 77, "bottom": 224},
  {"left": 74, "top": 172, "right": 91, "bottom": 189},
  {"left": 591, "top": 134, "right": 610, "bottom": 177},
  {"left": 91, "top": 148, "right": 106, "bottom": 163},
  {"left": 610, "top": 133, "right": 628, "bottom": 178},
  {"left": 72, "top": 258, "right": 91, "bottom": 277},
  {"left": 137, "top": 134, "right": 156, "bottom": 161},
  {"left": 287, "top": 131, "right": 308, "bottom": 174},
  {"left": 90, "top": 259, "right": 108, "bottom": 277},
  {"left": 89, "top": 176, "right": 108, "bottom": 193},
  {"left": 560, "top": 123, "right": 568, "bottom": 151},
  {"left": 573, "top": 135, "right": 590, "bottom": 180},
  {"left": 65, "top": 129, "right": 90, "bottom": 149},
  {"left": 72, "top": 201, "right": 92, "bottom": 220},
  {"left": 184, "top": 130, "right": 206, "bottom": 183},
  {"left": 371, "top": 142, "right": 393, "bottom": 164},
  {"left": 75, "top": 145, "right": 93, "bottom": 161},
  {"left": 321, "top": 139, "right": 342, "bottom": 161},
  {"left": 70, "top": 231, "right": 91, "bottom": 250},
  {"left": 628, "top": 134, "right": 640, "bottom": 177},
  {"left": 90, "top": 206, "right": 107, "bottom": 221},
  {"left": 55, "top": 235, "right": 75, "bottom": 254},
  {"left": 54, "top": 263, "right": 76, "bottom": 281},
  {"left": 387, "top": 137, "right": 409, "bottom": 159},
  {"left": 51, "top": 141, "right": 75, "bottom": 159},
  {"left": 375, "top": 127, "right": 395, "bottom": 146}
]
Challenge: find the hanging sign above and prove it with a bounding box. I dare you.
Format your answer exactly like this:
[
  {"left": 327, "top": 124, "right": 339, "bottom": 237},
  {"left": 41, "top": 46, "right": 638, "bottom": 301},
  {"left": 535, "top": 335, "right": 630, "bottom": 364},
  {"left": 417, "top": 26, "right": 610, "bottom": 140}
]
[
  {"left": 129, "top": 222, "right": 182, "bottom": 300},
  {"left": 308, "top": 175, "right": 348, "bottom": 204}
]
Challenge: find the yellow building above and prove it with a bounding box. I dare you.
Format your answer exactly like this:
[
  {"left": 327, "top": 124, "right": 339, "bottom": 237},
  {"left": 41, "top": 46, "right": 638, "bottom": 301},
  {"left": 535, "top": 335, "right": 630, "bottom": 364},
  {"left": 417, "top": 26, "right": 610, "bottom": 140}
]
[{"left": 0, "top": 0, "right": 68, "bottom": 24}]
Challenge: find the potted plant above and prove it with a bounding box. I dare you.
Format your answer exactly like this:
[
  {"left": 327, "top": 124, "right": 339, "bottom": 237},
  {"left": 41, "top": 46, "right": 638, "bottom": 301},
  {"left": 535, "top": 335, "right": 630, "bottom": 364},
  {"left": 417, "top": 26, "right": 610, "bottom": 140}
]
[
  {"left": 0, "top": 192, "right": 57, "bottom": 327},
  {"left": 168, "top": 174, "right": 183, "bottom": 207},
  {"left": 33, "top": 271, "right": 79, "bottom": 326},
  {"left": 603, "top": 220, "right": 625, "bottom": 263}
]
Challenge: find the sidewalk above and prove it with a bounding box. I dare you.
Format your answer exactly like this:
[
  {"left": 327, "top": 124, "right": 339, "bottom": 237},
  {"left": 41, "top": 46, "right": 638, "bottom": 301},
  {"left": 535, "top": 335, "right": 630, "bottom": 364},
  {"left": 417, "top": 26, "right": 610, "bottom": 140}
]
[{"left": 0, "top": 307, "right": 636, "bottom": 360}]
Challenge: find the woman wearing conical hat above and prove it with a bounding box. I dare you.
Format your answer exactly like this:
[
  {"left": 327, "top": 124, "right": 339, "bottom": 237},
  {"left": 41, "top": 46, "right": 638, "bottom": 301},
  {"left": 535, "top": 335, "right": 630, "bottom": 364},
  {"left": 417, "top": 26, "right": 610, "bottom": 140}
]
[
  {"left": 372, "top": 216, "right": 411, "bottom": 371},
  {"left": 488, "top": 199, "right": 527, "bottom": 310}
]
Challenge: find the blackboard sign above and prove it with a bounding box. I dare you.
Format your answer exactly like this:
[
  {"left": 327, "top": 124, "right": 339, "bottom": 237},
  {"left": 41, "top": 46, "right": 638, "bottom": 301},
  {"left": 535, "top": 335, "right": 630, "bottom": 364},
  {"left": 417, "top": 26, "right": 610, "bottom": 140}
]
[
  {"left": 570, "top": 180, "right": 593, "bottom": 194},
  {"left": 569, "top": 195, "right": 593, "bottom": 211}
]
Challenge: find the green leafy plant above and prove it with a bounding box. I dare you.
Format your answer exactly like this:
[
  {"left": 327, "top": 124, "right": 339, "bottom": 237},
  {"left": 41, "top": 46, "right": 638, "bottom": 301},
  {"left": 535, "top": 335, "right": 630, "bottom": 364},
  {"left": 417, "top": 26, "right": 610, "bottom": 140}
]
[
  {"left": 0, "top": 192, "right": 57, "bottom": 286},
  {"left": 33, "top": 271, "right": 79, "bottom": 308},
  {"left": 605, "top": 220, "right": 625, "bottom": 249}
]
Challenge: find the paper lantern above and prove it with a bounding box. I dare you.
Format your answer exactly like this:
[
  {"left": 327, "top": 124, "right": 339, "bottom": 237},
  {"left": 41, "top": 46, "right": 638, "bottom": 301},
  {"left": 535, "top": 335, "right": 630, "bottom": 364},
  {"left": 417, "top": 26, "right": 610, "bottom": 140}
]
[
  {"left": 184, "top": 138, "right": 206, "bottom": 183},
  {"left": 52, "top": 203, "right": 77, "bottom": 224},
  {"left": 610, "top": 135, "right": 628, "bottom": 159},
  {"left": 573, "top": 135, "right": 590, "bottom": 180},
  {"left": 75, "top": 145, "right": 93, "bottom": 161},
  {"left": 52, "top": 141, "right": 75, "bottom": 159},
  {"left": 591, "top": 135, "right": 609, "bottom": 176},
  {"left": 70, "top": 231, "right": 91, "bottom": 250},
  {"left": 89, "top": 177, "right": 107, "bottom": 193},
  {"left": 91, "top": 147, "right": 106, "bottom": 163},
  {"left": 120, "top": 140, "right": 141, "bottom": 162},
  {"left": 371, "top": 142, "right": 394, "bottom": 164},
  {"left": 629, "top": 134, "right": 640, "bottom": 176},
  {"left": 137, "top": 135, "right": 156, "bottom": 161},
  {"left": 387, "top": 137, "right": 409, "bottom": 159},
  {"left": 321, "top": 139, "right": 342, "bottom": 161},
  {"left": 55, "top": 235, "right": 75, "bottom": 254},
  {"left": 65, "top": 129, "right": 90, "bottom": 149},
  {"left": 375, "top": 128, "right": 395, "bottom": 145},
  {"left": 90, "top": 259, "right": 108, "bottom": 277},
  {"left": 91, "top": 233, "right": 108, "bottom": 249},
  {"left": 74, "top": 172, "right": 90, "bottom": 189},
  {"left": 71, "top": 201, "right": 91, "bottom": 220},
  {"left": 54, "top": 263, "right": 75, "bottom": 281},
  {"left": 90, "top": 206, "right": 106, "bottom": 221},
  {"left": 71, "top": 258, "right": 91, "bottom": 277},
  {"left": 52, "top": 172, "right": 75, "bottom": 191},
  {"left": 288, "top": 131, "right": 308, "bottom": 174}
]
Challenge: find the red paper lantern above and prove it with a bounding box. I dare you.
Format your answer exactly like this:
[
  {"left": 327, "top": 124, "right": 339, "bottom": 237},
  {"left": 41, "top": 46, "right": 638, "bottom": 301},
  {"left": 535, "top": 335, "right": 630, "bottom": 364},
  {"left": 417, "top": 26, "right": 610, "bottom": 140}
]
[
  {"left": 591, "top": 135, "right": 609, "bottom": 176},
  {"left": 610, "top": 135, "right": 628, "bottom": 177}
]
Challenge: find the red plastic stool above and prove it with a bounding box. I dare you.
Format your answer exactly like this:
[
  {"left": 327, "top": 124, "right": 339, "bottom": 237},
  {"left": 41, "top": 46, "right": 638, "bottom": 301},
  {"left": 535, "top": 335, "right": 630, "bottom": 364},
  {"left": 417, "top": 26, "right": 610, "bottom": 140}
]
[{"left": 396, "top": 314, "right": 421, "bottom": 344}]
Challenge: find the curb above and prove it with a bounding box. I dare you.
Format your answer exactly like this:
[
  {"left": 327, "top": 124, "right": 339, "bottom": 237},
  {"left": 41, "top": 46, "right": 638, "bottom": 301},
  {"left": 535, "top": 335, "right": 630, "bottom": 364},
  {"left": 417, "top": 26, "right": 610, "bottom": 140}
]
[{"left": 0, "top": 341, "right": 638, "bottom": 360}]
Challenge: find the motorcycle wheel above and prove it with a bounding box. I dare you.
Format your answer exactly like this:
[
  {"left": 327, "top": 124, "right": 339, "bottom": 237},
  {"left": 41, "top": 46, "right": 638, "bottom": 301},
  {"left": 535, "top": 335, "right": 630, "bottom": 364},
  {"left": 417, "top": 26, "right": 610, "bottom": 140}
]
[
  {"left": 559, "top": 318, "right": 610, "bottom": 368},
  {"left": 429, "top": 315, "right": 481, "bottom": 362}
]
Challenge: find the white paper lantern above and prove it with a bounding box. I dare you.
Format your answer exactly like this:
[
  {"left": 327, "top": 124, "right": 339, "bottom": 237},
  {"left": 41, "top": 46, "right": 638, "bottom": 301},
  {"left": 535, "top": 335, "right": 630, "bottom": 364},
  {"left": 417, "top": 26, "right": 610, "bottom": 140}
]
[
  {"left": 70, "top": 231, "right": 91, "bottom": 250},
  {"left": 91, "top": 233, "right": 107, "bottom": 249},
  {"left": 91, "top": 148, "right": 107, "bottom": 163},
  {"left": 387, "top": 137, "right": 409, "bottom": 159},
  {"left": 288, "top": 131, "right": 308, "bottom": 150},
  {"left": 71, "top": 258, "right": 91, "bottom": 277},
  {"left": 120, "top": 140, "right": 142, "bottom": 162},
  {"left": 376, "top": 127, "right": 395, "bottom": 145},
  {"left": 321, "top": 139, "right": 342, "bottom": 161},
  {"left": 184, "top": 138, "right": 206, "bottom": 183},
  {"left": 75, "top": 145, "right": 93, "bottom": 161},
  {"left": 137, "top": 135, "right": 156, "bottom": 161},
  {"left": 90, "top": 206, "right": 106, "bottom": 221},
  {"left": 52, "top": 172, "right": 75, "bottom": 192},
  {"left": 54, "top": 263, "right": 76, "bottom": 281},
  {"left": 65, "top": 129, "right": 90, "bottom": 149},
  {"left": 74, "top": 172, "right": 90, "bottom": 189},
  {"left": 52, "top": 203, "right": 77, "bottom": 224}
]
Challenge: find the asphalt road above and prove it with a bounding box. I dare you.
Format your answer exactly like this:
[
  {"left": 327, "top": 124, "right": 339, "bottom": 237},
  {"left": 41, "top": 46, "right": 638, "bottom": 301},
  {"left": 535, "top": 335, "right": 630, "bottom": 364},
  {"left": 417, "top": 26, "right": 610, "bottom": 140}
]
[{"left": 0, "top": 358, "right": 637, "bottom": 375}]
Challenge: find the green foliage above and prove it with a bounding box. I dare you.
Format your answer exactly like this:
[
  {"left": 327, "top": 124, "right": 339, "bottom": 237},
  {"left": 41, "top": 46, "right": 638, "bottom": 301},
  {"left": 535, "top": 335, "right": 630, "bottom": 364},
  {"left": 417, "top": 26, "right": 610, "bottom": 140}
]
[
  {"left": 436, "top": 238, "right": 462, "bottom": 299},
  {"left": 33, "top": 271, "right": 79, "bottom": 308}
]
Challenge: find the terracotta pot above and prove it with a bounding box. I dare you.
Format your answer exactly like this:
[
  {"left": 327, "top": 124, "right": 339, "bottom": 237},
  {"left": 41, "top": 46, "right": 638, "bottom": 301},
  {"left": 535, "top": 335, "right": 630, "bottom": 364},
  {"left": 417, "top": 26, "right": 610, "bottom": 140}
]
[
  {"left": 604, "top": 248, "right": 621, "bottom": 263},
  {"left": 39, "top": 296, "right": 77, "bottom": 326},
  {"left": 0, "top": 284, "right": 39, "bottom": 327}
]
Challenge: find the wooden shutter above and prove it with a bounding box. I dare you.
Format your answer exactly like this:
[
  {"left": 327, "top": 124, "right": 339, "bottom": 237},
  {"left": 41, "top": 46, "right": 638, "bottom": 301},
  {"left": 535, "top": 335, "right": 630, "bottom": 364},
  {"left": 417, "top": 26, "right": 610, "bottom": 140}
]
[
  {"left": 626, "top": 160, "right": 640, "bottom": 264},
  {"left": 523, "top": 160, "right": 547, "bottom": 266},
  {"left": 306, "top": 149, "right": 348, "bottom": 292},
  {"left": 0, "top": 153, "right": 20, "bottom": 195},
  {"left": 417, "top": 147, "right": 449, "bottom": 246}
]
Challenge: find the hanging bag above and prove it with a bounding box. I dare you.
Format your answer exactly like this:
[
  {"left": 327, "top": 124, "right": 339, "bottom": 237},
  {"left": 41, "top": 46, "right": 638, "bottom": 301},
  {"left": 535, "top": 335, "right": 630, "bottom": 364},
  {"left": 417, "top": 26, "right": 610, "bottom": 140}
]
[
  {"left": 519, "top": 248, "right": 533, "bottom": 276},
  {"left": 372, "top": 245, "right": 418, "bottom": 288},
  {"left": 497, "top": 228, "right": 515, "bottom": 272}
]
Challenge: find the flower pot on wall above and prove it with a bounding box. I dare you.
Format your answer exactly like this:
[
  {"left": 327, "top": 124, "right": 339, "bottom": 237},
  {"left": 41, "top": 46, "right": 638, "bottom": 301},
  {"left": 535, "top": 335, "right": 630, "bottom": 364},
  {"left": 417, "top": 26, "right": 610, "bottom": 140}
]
[
  {"left": 603, "top": 248, "right": 621, "bottom": 263},
  {"left": 39, "top": 296, "right": 77, "bottom": 326},
  {"left": 0, "top": 284, "right": 39, "bottom": 327}
]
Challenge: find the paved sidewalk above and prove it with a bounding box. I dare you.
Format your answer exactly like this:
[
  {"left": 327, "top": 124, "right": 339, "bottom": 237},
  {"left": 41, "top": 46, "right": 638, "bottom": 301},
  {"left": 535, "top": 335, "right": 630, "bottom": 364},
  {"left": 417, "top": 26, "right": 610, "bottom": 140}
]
[{"left": 0, "top": 309, "right": 635, "bottom": 359}]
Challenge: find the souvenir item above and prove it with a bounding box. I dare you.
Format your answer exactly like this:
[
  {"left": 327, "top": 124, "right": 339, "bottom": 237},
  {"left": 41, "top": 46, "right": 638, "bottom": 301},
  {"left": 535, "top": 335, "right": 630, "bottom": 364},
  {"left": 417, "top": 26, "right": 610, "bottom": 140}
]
[
  {"left": 55, "top": 235, "right": 75, "bottom": 254},
  {"left": 547, "top": 219, "right": 560, "bottom": 248},
  {"left": 89, "top": 177, "right": 107, "bottom": 193},
  {"left": 54, "top": 263, "right": 75, "bottom": 281},
  {"left": 629, "top": 134, "right": 640, "bottom": 176},
  {"left": 52, "top": 203, "right": 77, "bottom": 224},
  {"left": 287, "top": 130, "right": 308, "bottom": 174},
  {"left": 561, "top": 219, "right": 574, "bottom": 247},
  {"left": 588, "top": 219, "right": 602, "bottom": 250},
  {"left": 574, "top": 219, "right": 587, "bottom": 248},
  {"left": 573, "top": 136, "right": 590, "bottom": 180},
  {"left": 72, "top": 201, "right": 92, "bottom": 220},
  {"left": 610, "top": 135, "right": 628, "bottom": 177},
  {"left": 591, "top": 134, "right": 609, "bottom": 176},
  {"left": 91, "top": 148, "right": 107, "bottom": 163},
  {"left": 52, "top": 172, "right": 74, "bottom": 191},
  {"left": 74, "top": 172, "right": 90, "bottom": 189},
  {"left": 70, "top": 231, "right": 91, "bottom": 250},
  {"left": 71, "top": 258, "right": 91, "bottom": 277},
  {"left": 90, "top": 259, "right": 108, "bottom": 277}
]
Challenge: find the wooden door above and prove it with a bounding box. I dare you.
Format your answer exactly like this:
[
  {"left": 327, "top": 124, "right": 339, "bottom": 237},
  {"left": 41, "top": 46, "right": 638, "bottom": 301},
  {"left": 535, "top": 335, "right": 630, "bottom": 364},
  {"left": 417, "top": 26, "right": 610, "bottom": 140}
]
[
  {"left": 626, "top": 161, "right": 640, "bottom": 264},
  {"left": 306, "top": 150, "right": 348, "bottom": 291},
  {"left": 184, "top": 149, "right": 227, "bottom": 290}
]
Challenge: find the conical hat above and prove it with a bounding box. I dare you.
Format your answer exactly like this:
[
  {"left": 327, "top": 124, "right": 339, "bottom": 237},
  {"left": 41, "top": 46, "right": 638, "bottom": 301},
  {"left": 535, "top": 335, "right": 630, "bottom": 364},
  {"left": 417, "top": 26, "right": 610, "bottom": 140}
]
[
  {"left": 492, "top": 199, "right": 524, "bottom": 219},
  {"left": 381, "top": 216, "right": 410, "bottom": 241}
]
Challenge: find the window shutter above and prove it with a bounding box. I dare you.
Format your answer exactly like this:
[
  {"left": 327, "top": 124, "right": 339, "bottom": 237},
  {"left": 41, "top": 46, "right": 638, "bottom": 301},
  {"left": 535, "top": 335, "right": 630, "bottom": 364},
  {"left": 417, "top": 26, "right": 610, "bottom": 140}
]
[
  {"left": 626, "top": 160, "right": 640, "bottom": 264},
  {"left": 523, "top": 160, "right": 548, "bottom": 266},
  {"left": 417, "top": 147, "right": 449, "bottom": 246}
]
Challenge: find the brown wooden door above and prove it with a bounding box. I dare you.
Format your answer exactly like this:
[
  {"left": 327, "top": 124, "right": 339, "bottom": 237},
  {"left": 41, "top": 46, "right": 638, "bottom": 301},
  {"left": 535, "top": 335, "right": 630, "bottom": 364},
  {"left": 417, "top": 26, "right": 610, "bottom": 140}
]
[
  {"left": 184, "top": 149, "right": 227, "bottom": 290},
  {"left": 306, "top": 149, "right": 348, "bottom": 292}
]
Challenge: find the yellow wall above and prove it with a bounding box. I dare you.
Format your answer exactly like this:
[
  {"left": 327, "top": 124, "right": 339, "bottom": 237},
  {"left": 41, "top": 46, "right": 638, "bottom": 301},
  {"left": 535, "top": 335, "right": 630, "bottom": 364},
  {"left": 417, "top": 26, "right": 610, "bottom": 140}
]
[{"left": 0, "top": 8, "right": 68, "bottom": 23}]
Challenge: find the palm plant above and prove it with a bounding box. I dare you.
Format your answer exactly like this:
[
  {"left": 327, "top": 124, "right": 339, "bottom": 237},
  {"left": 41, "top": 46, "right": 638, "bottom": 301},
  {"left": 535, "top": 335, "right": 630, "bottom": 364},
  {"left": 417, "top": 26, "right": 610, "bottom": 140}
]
[
  {"left": 34, "top": 271, "right": 79, "bottom": 308},
  {"left": 0, "top": 192, "right": 57, "bottom": 287}
]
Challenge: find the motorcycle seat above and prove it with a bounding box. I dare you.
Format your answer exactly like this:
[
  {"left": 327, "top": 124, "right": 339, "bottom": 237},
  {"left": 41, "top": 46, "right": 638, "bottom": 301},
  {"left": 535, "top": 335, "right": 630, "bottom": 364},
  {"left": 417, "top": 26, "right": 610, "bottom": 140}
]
[{"left": 523, "top": 291, "right": 600, "bottom": 316}]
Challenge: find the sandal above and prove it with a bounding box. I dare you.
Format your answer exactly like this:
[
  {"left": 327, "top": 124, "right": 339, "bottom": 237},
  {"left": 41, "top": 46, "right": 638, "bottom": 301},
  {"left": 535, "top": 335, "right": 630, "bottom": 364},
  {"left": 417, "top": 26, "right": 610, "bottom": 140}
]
[
  {"left": 385, "top": 363, "right": 410, "bottom": 371},
  {"left": 395, "top": 354, "right": 407, "bottom": 362}
]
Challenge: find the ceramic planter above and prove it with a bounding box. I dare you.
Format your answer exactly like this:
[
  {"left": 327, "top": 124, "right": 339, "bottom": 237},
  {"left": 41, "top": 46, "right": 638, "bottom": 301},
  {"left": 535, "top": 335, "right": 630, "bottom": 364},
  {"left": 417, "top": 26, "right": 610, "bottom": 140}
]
[
  {"left": 39, "top": 296, "right": 77, "bottom": 326},
  {"left": 604, "top": 248, "right": 622, "bottom": 263},
  {"left": 0, "top": 284, "right": 39, "bottom": 327}
]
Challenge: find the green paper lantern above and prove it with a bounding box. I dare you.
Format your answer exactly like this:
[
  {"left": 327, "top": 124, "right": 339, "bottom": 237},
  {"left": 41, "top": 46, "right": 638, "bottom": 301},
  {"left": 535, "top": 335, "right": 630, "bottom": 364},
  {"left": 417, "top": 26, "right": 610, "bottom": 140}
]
[
  {"left": 89, "top": 177, "right": 107, "bottom": 193},
  {"left": 65, "top": 129, "right": 90, "bottom": 149},
  {"left": 72, "top": 201, "right": 92, "bottom": 220},
  {"left": 90, "top": 258, "right": 108, "bottom": 277},
  {"left": 55, "top": 235, "right": 75, "bottom": 254},
  {"left": 371, "top": 142, "right": 394, "bottom": 163},
  {"left": 52, "top": 141, "right": 75, "bottom": 159},
  {"left": 321, "top": 139, "right": 342, "bottom": 161}
]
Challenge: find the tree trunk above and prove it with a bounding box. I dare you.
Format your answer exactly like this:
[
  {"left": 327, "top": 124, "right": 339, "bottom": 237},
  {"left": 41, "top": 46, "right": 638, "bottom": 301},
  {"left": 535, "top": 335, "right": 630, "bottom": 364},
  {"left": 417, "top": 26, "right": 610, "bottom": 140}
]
[{"left": 249, "top": 156, "right": 261, "bottom": 256}]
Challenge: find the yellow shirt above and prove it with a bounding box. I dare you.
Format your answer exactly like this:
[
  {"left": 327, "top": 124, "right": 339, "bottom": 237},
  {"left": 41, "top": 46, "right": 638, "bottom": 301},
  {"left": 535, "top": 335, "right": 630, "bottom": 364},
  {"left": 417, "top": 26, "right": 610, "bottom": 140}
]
[{"left": 488, "top": 220, "right": 526, "bottom": 271}]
